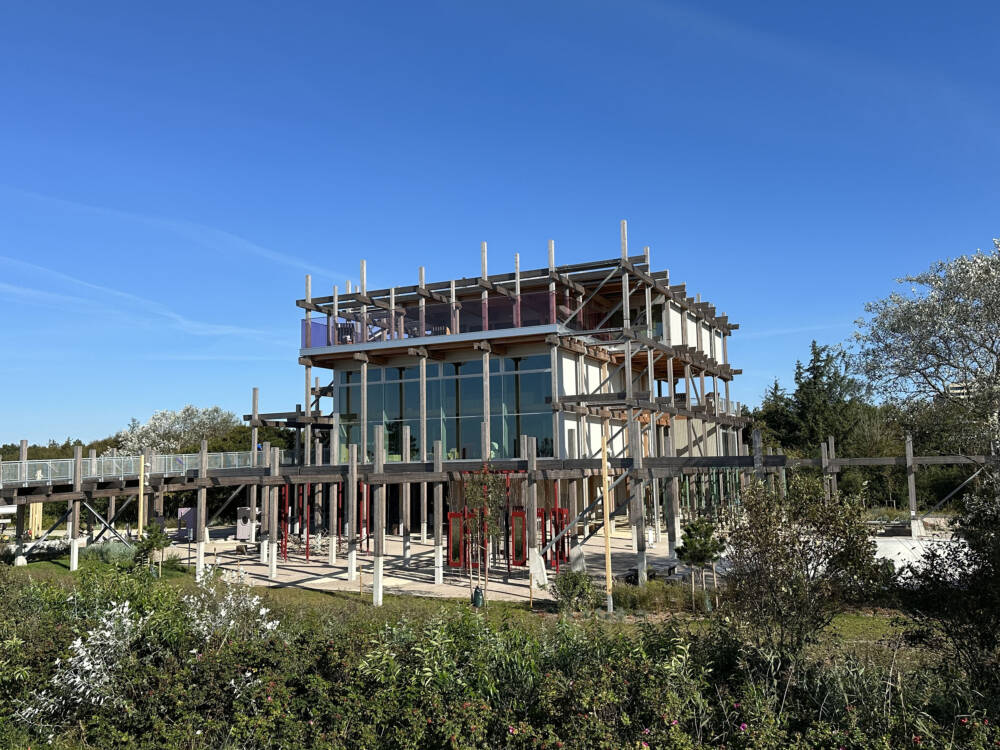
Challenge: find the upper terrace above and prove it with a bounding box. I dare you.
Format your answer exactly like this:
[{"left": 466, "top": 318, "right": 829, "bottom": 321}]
[{"left": 296, "top": 234, "right": 739, "bottom": 374}]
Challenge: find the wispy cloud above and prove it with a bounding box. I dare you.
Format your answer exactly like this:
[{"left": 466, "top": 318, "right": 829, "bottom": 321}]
[
  {"left": 739, "top": 322, "right": 851, "bottom": 340},
  {"left": 0, "top": 185, "right": 345, "bottom": 281},
  {"left": 146, "top": 353, "right": 291, "bottom": 362},
  {"left": 0, "top": 256, "right": 286, "bottom": 344},
  {"left": 0, "top": 281, "right": 104, "bottom": 309}
]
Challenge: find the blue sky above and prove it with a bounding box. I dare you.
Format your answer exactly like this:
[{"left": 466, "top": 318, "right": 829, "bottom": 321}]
[{"left": 1, "top": 1, "right": 997, "bottom": 444}]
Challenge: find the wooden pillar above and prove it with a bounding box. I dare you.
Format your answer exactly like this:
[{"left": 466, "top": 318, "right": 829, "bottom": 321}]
[
  {"left": 525, "top": 435, "right": 542, "bottom": 589},
  {"left": 328, "top": 477, "right": 339, "bottom": 566},
  {"left": 372, "top": 425, "right": 386, "bottom": 606},
  {"left": 650, "top": 423, "right": 662, "bottom": 544},
  {"left": 827, "top": 435, "right": 838, "bottom": 495},
  {"left": 905, "top": 434, "right": 923, "bottom": 536},
  {"left": 314, "top": 440, "right": 324, "bottom": 554},
  {"left": 419, "top": 352, "right": 428, "bottom": 543},
  {"left": 433, "top": 439, "right": 444, "bottom": 584},
  {"left": 629, "top": 415, "right": 647, "bottom": 584},
  {"left": 268, "top": 447, "right": 279, "bottom": 579},
  {"left": 401, "top": 424, "right": 411, "bottom": 566},
  {"left": 665, "top": 425, "right": 682, "bottom": 554},
  {"left": 249, "top": 387, "right": 259, "bottom": 543},
  {"left": 347, "top": 444, "right": 358, "bottom": 581},
  {"left": 360, "top": 359, "right": 369, "bottom": 462},
  {"left": 196, "top": 440, "right": 208, "bottom": 578},
  {"left": 821, "top": 441, "right": 831, "bottom": 501}
]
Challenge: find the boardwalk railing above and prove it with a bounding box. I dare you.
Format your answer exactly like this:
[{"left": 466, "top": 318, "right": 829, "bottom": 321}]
[{"left": 0, "top": 450, "right": 288, "bottom": 488}]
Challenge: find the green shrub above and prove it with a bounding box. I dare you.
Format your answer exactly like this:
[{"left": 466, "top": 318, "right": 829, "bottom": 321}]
[
  {"left": 547, "top": 569, "right": 601, "bottom": 613},
  {"left": 79, "top": 541, "right": 135, "bottom": 567},
  {"left": 613, "top": 579, "right": 693, "bottom": 612}
]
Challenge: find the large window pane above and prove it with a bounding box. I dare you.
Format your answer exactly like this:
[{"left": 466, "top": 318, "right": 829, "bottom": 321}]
[
  {"left": 338, "top": 385, "right": 360, "bottom": 421},
  {"left": 518, "top": 413, "right": 553, "bottom": 458},
  {"left": 459, "top": 377, "right": 483, "bottom": 417},
  {"left": 516, "top": 371, "right": 551, "bottom": 413},
  {"left": 441, "top": 378, "right": 458, "bottom": 418},
  {"left": 366, "top": 383, "right": 383, "bottom": 421},
  {"left": 490, "top": 414, "right": 514, "bottom": 459},
  {"left": 426, "top": 378, "right": 442, "bottom": 418},
  {"left": 489, "top": 374, "right": 504, "bottom": 413},
  {"left": 458, "top": 417, "right": 482, "bottom": 460},
  {"left": 384, "top": 381, "right": 402, "bottom": 421},
  {"left": 403, "top": 381, "right": 420, "bottom": 420}
]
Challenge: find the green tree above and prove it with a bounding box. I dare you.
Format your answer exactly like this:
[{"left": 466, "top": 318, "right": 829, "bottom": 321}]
[
  {"left": 750, "top": 341, "right": 868, "bottom": 455},
  {"left": 134, "top": 523, "right": 172, "bottom": 577},
  {"left": 725, "top": 475, "right": 879, "bottom": 658},
  {"left": 461, "top": 464, "right": 508, "bottom": 604},
  {"left": 675, "top": 518, "right": 725, "bottom": 610},
  {"left": 854, "top": 239, "right": 1000, "bottom": 453}
]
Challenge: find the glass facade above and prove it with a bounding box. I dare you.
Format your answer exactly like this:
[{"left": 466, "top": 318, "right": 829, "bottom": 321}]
[{"left": 336, "top": 355, "right": 553, "bottom": 461}]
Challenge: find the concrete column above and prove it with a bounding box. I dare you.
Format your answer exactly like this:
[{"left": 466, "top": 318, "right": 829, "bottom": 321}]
[
  {"left": 372, "top": 425, "right": 385, "bottom": 607},
  {"left": 433, "top": 440, "right": 443, "bottom": 584}
]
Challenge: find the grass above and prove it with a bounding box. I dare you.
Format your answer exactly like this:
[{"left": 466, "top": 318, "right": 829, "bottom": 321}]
[{"left": 9, "top": 556, "right": 917, "bottom": 662}]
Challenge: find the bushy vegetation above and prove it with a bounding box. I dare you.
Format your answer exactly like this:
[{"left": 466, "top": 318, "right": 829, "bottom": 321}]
[
  {"left": 547, "top": 569, "right": 602, "bottom": 613},
  {"left": 1, "top": 556, "right": 998, "bottom": 749}
]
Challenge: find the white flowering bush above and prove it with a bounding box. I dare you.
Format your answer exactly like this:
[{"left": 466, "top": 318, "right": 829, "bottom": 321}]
[
  {"left": 17, "top": 600, "right": 147, "bottom": 727},
  {"left": 115, "top": 404, "right": 239, "bottom": 454},
  {"left": 14, "top": 566, "right": 280, "bottom": 733},
  {"left": 855, "top": 239, "right": 1000, "bottom": 450},
  {"left": 182, "top": 565, "right": 279, "bottom": 647}
]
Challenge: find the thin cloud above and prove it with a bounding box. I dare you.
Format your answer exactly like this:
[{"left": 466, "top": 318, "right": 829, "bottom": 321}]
[
  {"left": 147, "top": 353, "right": 291, "bottom": 362},
  {"left": 0, "top": 281, "right": 103, "bottom": 309},
  {"left": 739, "top": 322, "right": 851, "bottom": 340},
  {"left": 0, "top": 256, "right": 285, "bottom": 343},
  {"left": 0, "top": 185, "right": 344, "bottom": 281}
]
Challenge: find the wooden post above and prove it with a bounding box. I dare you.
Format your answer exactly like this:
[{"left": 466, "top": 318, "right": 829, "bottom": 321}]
[
  {"left": 821, "top": 441, "right": 831, "bottom": 502},
  {"left": 665, "top": 425, "right": 683, "bottom": 554},
  {"left": 328, "top": 480, "right": 339, "bottom": 566},
  {"left": 419, "top": 352, "right": 428, "bottom": 543},
  {"left": 137, "top": 452, "right": 146, "bottom": 538},
  {"left": 268, "top": 447, "right": 279, "bottom": 579},
  {"left": 514, "top": 252, "right": 522, "bottom": 327},
  {"left": 249, "top": 387, "right": 259, "bottom": 543},
  {"left": 525, "top": 436, "right": 542, "bottom": 590},
  {"left": 827, "top": 435, "right": 838, "bottom": 495},
  {"left": 433, "top": 440, "right": 444, "bottom": 584},
  {"left": 905, "top": 434, "right": 923, "bottom": 536},
  {"left": 601, "top": 421, "right": 613, "bottom": 613},
  {"left": 372, "top": 425, "right": 385, "bottom": 606},
  {"left": 752, "top": 429, "right": 764, "bottom": 479},
  {"left": 630, "top": 415, "right": 647, "bottom": 585},
  {"left": 69, "top": 445, "right": 83, "bottom": 571},
  {"left": 259, "top": 441, "right": 271, "bottom": 565},
  {"left": 347, "top": 444, "right": 358, "bottom": 581},
  {"left": 196, "top": 440, "right": 208, "bottom": 578},
  {"left": 401, "top": 424, "right": 411, "bottom": 566},
  {"left": 650, "top": 424, "right": 662, "bottom": 544},
  {"left": 314, "top": 439, "right": 324, "bottom": 557}
]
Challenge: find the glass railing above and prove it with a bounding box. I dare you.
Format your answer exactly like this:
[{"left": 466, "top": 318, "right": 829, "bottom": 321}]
[{"left": 0, "top": 450, "right": 275, "bottom": 487}]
